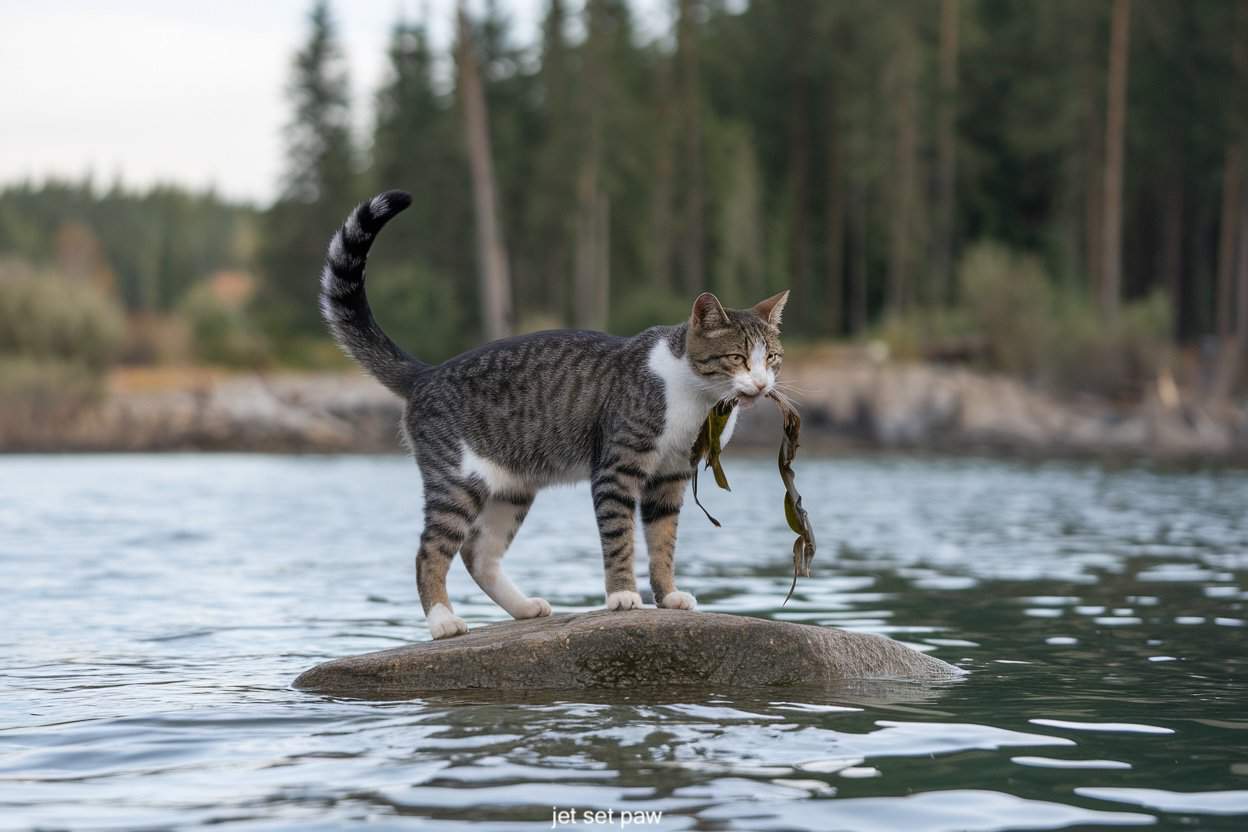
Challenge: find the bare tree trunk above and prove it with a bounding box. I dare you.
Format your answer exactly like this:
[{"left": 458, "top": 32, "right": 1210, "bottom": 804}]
[
  {"left": 1212, "top": 0, "right": 1248, "bottom": 399},
  {"left": 649, "top": 56, "right": 676, "bottom": 293},
  {"left": 574, "top": 0, "right": 609, "bottom": 330},
  {"left": 455, "top": 4, "right": 512, "bottom": 341},
  {"left": 1217, "top": 145, "right": 1242, "bottom": 344},
  {"left": 1159, "top": 162, "right": 1184, "bottom": 338},
  {"left": 1100, "top": 0, "right": 1131, "bottom": 320},
  {"left": 677, "top": 0, "right": 704, "bottom": 294},
  {"left": 935, "top": 0, "right": 960, "bottom": 306},
  {"left": 1211, "top": 192, "right": 1246, "bottom": 401},
  {"left": 1237, "top": 197, "right": 1248, "bottom": 351},
  {"left": 887, "top": 24, "right": 919, "bottom": 313},
  {"left": 825, "top": 130, "right": 845, "bottom": 335},
  {"left": 1085, "top": 118, "right": 1104, "bottom": 294},
  {"left": 789, "top": 88, "right": 812, "bottom": 322},
  {"left": 849, "top": 182, "right": 868, "bottom": 335}
]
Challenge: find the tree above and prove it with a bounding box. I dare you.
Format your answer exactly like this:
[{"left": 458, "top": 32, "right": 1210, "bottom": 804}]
[
  {"left": 886, "top": 8, "right": 922, "bottom": 314},
  {"left": 1100, "top": 0, "right": 1131, "bottom": 318},
  {"left": 934, "top": 0, "right": 960, "bottom": 305},
  {"left": 675, "top": 0, "right": 706, "bottom": 295},
  {"left": 455, "top": 2, "right": 513, "bottom": 342},
  {"left": 525, "top": 0, "right": 579, "bottom": 323},
  {"left": 260, "top": 0, "right": 357, "bottom": 336}
]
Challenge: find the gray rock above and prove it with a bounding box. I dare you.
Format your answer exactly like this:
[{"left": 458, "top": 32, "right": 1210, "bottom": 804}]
[{"left": 293, "top": 609, "right": 962, "bottom": 697}]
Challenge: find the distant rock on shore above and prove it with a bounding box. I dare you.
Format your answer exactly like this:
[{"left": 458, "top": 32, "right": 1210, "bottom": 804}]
[
  {"left": 2, "top": 361, "right": 1245, "bottom": 461},
  {"left": 293, "top": 609, "right": 961, "bottom": 696},
  {"left": 732, "top": 359, "right": 1248, "bottom": 463}
]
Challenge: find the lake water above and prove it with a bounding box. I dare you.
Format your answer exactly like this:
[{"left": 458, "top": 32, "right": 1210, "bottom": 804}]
[{"left": 1, "top": 453, "right": 1247, "bottom": 831}]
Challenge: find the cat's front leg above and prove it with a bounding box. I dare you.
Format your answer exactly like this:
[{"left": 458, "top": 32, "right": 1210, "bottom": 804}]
[
  {"left": 643, "top": 468, "right": 697, "bottom": 610},
  {"left": 591, "top": 456, "right": 645, "bottom": 610}
]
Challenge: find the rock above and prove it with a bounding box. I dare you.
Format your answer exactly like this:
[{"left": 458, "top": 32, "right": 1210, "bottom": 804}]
[{"left": 293, "top": 609, "right": 962, "bottom": 697}]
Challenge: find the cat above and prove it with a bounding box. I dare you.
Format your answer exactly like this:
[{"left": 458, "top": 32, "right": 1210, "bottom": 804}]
[{"left": 319, "top": 190, "right": 788, "bottom": 639}]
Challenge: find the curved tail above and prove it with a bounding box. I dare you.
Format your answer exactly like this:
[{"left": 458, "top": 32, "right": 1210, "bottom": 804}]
[{"left": 319, "top": 190, "right": 425, "bottom": 397}]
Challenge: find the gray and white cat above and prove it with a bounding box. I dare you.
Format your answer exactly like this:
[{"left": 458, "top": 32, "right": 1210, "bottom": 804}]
[{"left": 320, "top": 191, "right": 788, "bottom": 639}]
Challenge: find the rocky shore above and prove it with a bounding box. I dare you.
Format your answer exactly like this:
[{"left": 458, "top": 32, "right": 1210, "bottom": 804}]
[{"left": 3, "top": 357, "right": 1246, "bottom": 462}]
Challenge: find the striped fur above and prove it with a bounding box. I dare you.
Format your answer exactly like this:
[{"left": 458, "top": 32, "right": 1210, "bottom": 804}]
[
  {"left": 319, "top": 191, "right": 425, "bottom": 397},
  {"left": 317, "top": 192, "right": 789, "bottom": 639}
]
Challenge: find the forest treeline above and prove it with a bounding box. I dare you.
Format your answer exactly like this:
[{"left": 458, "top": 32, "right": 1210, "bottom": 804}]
[{"left": 2, "top": 0, "right": 1248, "bottom": 396}]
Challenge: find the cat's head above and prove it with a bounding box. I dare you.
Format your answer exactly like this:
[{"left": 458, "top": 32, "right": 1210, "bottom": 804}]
[{"left": 685, "top": 290, "right": 788, "bottom": 406}]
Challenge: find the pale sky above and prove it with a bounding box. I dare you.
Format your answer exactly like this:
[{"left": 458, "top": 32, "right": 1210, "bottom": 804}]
[{"left": 0, "top": 0, "right": 669, "bottom": 206}]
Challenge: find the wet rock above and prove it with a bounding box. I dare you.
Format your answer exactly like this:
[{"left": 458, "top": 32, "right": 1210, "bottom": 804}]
[{"left": 293, "top": 609, "right": 961, "bottom": 697}]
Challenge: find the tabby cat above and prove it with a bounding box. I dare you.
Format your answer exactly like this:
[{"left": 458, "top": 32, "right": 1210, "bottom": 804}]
[{"left": 320, "top": 191, "right": 788, "bottom": 639}]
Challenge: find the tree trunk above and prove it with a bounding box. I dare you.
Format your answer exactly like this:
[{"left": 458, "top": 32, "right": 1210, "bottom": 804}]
[
  {"left": 935, "top": 0, "right": 960, "bottom": 306},
  {"left": 1212, "top": 0, "right": 1248, "bottom": 399},
  {"left": 1237, "top": 197, "right": 1248, "bottom": 353},
  {"left": 455, "top": 4, "right": 512, "bottom": 342},
  {"left": 887, "top": 23, "right": 919, "bottom": 313},
  {"left": 1100, "top": 0, "right": 1131, "bottom": 319},
  {"left": 1159, "top": 162, "right": 1184, "bottom": 338},
  {"left": 574, "top": 0, "right": 609, "bottom": 330},
  {"left": 1216, "top": 145, "right": 1242, "bottom": 343},
  {"left": 825, "top": 129, "right": 845, "bottom": 336},
  {"left": 649, "top": 56, "right": 676, "bottom": 294},
  {"left": 677, "top": 0, "right": 704, "bottom": 294},
  {"left": 849, "top": 181, "right": 868, "bottom": 335},
  {"left": 1085, "top": 117, "right": 1104, "bottom": 295},
  {"left": 788, "top": 86, "right": 812, "bottom": 324}
]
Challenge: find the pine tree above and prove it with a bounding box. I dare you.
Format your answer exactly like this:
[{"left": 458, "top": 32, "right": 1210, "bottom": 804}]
[{"left": 259, "top": 0, "right": 358, "bottom": 336}]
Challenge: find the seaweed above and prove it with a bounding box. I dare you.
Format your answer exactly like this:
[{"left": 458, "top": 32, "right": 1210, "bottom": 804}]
[
  {"left": 769, "top": 392, "right": 816, "bottom": 605},
  {"left": 688, "top": 394, "right": 816, "bottom": 604},
  {"left": 687, "top": 399, "right": 735, "bottom": 527}
]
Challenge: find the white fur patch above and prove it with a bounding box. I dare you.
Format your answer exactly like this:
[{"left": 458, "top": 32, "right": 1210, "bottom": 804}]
[
  {"left": 732, "top": 340, "right": 774, "bottom": 399},
  {"left": 606, "top": 590, "right": 644, "bottom": 610},
  {"left": 427, "top": 602, "right": 468, "bottom": 639},
  {"left": 460, "top": 443, "right": 586, "bottom": 491},
  {"left": 460, "top": 444, "right": 530, "bottom": 494},
  {"left": 648, "top": 339, "right": 720, "bottom": 462},
  {"left": 661, "top": 590, "right": 698, "bottom": 610}
]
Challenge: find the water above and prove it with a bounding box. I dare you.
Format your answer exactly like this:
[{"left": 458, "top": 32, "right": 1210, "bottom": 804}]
[{"left": 1, "top": 454, "right": 1246, "bottom": 831}]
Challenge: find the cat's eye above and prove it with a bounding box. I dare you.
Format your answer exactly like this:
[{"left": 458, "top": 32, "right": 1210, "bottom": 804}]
[
  {"left": 768, "top": 352, "right": 782, "bottom": 363},
  {"left": 725, "top": 354, "right": 746, "bottom": 365}
]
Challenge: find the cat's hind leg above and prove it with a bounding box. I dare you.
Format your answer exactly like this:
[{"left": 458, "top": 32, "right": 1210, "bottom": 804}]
[
  {"left": 417, "top": 474, "right": 485, "bottom": 639},
  {"left": 462, "top": 492, "right": 552, "bottom": 620},
  {"left": 643, "top": 469, "right": 697, "bottom": 610}
]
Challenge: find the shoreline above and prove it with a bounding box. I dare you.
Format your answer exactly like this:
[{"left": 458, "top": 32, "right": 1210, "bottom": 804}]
[{"left": 3, "top": 359, "right": 1246, "bottom": 464}]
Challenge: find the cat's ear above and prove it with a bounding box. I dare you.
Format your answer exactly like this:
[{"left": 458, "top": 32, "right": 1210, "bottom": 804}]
[
  {"left": 753, "top": 290, "right": 789, "bottom": 328},
  {"left": 690, "top": 292, "right": 730, "bottom": 333}
]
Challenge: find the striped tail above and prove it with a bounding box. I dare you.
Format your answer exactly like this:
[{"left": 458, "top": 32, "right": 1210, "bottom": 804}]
[{"left": 319, "top": 190, "right": 424, "bottom": 397}]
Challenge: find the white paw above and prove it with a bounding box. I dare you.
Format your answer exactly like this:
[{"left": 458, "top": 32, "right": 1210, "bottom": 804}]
[
  {"left": 661, "top": 590, "right": 698, "bottom": 610},
  {"left": 427, "top": 603, "right": 469, "bottom": 639},
  {"left": 605, "top": 590, "right": 644, "bottom": 611},
  {"left": 515, "top": 597, "right": 552, "bottom": 619}
]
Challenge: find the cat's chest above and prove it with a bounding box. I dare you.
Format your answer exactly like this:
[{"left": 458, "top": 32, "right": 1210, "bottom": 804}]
[{"left": 647, "top": 340, "right": 717, "bottom": 462}]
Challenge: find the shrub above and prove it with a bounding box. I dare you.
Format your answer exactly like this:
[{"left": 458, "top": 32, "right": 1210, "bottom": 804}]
[
  {"left": 956, "top": 241, "right": 1054, "bottom": 378},
  {"left": 876, "top": 241, "right": 1173, "bottom": 399},
  {"left": 0, "top": 358, "right": 104, "bottom": 442},
  {"left": 179, "top": 281, "right": 270, "bottom": 368},
  {"left": 1045, "top": 290, "right": 1170, "bottom": 397},
  {"left": 0, "top": 263, "right": 125, "bottom": 369}
]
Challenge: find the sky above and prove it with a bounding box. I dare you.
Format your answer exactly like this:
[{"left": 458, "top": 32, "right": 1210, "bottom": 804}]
[{"left": 0, "top": 0, "right": 669, "bottom": 206}]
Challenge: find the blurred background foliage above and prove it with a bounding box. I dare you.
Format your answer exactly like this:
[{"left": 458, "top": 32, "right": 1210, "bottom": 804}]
[{"left": 1, "top": 0, "right": 1246, "bottom": 401}]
